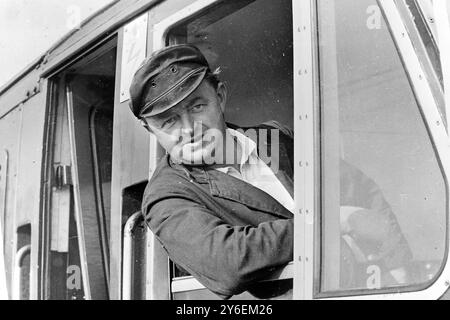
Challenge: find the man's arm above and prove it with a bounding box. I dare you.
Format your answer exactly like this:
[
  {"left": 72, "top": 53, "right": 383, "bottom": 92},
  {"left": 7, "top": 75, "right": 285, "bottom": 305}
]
[{"left": 145, "top": 196, "right": 293, "bottom": 298}]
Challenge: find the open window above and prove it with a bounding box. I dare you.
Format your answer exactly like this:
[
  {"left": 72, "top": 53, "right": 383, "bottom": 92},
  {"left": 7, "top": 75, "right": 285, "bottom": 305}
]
[
  {"left": 149, "top": 0, "right": 294, "bottom": 299},
  {"left": 47, "top": 37, "right": 117, "bottom": 300}
]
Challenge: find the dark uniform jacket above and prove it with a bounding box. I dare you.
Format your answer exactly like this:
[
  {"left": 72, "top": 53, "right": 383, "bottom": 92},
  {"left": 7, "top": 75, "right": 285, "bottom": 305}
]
[{"left": 141, "top": 124, "right": 412, "bottom": 298}]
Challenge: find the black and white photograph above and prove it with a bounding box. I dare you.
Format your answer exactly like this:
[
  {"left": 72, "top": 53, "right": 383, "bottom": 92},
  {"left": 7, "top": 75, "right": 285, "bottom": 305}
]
[{"left": 0, "top": 0, "right": 449, "bottom": 304}]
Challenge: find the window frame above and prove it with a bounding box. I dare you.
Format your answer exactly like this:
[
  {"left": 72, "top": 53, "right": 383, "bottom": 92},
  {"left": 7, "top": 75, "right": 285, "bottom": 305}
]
[
  {"left": 148, "top": 0, "right": 450, "bottom": 300},
  {"left": 312, "top": 0, "right": 450, "bottom": 300}
]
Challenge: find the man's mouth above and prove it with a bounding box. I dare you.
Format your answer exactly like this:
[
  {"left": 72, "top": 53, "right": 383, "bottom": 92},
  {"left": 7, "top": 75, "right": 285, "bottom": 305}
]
[{"left": 178, "top": 133, "right": 201, "bottom": 149}]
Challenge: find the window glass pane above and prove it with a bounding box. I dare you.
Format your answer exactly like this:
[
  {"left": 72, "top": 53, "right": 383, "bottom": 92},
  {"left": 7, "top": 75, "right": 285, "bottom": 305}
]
[{"left": 319, "top": 0, "right": 447, "bottom": 294}]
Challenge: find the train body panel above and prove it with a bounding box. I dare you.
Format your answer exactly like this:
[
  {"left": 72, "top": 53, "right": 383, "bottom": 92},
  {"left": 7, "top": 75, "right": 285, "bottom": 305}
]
[{"left": 0, "top": 0, "right": 449, "bottom": 300}]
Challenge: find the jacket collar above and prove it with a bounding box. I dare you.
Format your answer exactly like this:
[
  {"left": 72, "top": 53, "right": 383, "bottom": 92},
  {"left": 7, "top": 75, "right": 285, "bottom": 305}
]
[
  {"left": 170, "top": 161, "right": 293, "bottom": 219},
  {"left": 206, "top": 169, "right": 293, "bottom": 219}
]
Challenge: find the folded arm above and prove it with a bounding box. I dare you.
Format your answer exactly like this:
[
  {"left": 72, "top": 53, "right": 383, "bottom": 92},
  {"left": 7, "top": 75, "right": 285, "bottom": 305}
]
[{"left": 146, "top": 196, "right": 293, "bottom": 297}]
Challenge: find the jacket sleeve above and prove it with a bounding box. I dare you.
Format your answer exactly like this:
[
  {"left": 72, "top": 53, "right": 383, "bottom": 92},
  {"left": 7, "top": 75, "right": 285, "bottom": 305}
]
[{"left": 144, "top": 193, "right": 293, "bottom": 298}]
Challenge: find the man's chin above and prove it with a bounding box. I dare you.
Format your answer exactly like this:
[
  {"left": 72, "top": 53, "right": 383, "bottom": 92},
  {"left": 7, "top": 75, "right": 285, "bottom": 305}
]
[
  {"left": 171, "top": 154, "right": 219, "bottom": 167},
  {"left": 169, "top": 153, "right": 207, "bottom": 166}
]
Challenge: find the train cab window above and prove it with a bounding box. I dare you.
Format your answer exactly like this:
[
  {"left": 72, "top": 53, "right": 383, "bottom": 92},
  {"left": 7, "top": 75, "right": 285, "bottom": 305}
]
[
  {"left": 163, "top": 0, "right": 293, "bottom": 299},
  {"left": 49, "top": 38, "right": 116, "bottom": 300},
  {"left": 318, "top": 0, "right": 447, "bottom": 296}
]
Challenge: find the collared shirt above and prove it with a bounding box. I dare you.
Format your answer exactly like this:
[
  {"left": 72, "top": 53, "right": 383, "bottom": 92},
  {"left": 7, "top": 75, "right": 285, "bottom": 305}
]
[{"left": 215, "top": 128, "right": 295, "bottom": 213}]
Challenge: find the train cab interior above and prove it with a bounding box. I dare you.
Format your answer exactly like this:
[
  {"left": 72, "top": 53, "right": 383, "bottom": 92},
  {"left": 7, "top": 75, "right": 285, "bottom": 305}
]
[
  {"left": 48, "top": 39, "right": 116, "bottom": 300},
  {"left": 40, "top": 0, "right": 449, "bottom": 300}
]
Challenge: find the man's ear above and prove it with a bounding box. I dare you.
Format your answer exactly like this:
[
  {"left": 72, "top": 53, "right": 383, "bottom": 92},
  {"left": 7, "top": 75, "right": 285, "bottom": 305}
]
[{"left": 216, "top": 82, "right": 227, "bottom": 113}]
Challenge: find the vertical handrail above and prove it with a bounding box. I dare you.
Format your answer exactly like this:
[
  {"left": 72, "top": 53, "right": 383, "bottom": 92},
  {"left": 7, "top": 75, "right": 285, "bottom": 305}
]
[
  {"left": 12, "top": 245, "right": 30, "bottom": 300},
  {"left": 0, "top": 150, "right": 7, "bottom": 250},
  {"left": 88, "top": 106, "right": 110, "bottom": 294},
  {"left": 0, "top": 150, "right": 8, "bottom": 299},
  {"left": 0, "top": 170, "right": 7, "bottom": 300},
  {"left": 122, "top": 212, "right": 143, "bottom": 300},
  {"left": 66, "top": 84, "right": 92, "bottom": 300}
]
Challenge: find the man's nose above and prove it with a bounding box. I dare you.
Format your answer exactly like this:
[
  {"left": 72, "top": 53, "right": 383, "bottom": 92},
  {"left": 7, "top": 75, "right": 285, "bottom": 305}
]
[{"left": 180, "top": 113, "right": 195, "bottom": 136}]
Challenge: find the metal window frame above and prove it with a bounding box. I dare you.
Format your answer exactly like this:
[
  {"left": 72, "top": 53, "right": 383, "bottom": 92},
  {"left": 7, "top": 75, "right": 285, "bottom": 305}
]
[
  {"left": 312, "top": 0, "right": 450, "bottom": 300},
  {"left": 396, "top": 0, "right": 445, "bottom": 124},
  {"left": 292, "top": 0, "right": 317, "bottom": 301},
  {"left": 415, "top": 0, "right": 439, "bottom": 46}
]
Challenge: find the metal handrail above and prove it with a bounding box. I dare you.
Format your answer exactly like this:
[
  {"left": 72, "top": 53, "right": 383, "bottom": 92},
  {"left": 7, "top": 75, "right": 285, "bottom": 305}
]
[
  {"left": 122, "top": 212, "right": 144, "bottom": 300},
  {"left": 12, "top": 245, "right": 31, "bottom": 300},
  {"left": 0, "top": 150, "right": 8, "bottom": 300},
  {"left": 88, "top": 106, "right": 110, "bottom": 294}
]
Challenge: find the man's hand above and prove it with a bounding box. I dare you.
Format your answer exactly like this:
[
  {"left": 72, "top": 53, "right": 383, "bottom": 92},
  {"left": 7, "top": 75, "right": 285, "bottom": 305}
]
[{"left": 341, "top": 206, "right": 390, "bottom": 242}]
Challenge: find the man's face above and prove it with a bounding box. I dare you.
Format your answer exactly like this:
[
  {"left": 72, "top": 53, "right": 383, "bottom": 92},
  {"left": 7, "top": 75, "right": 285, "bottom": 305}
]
[{"left": 144, "top": 80, "right": 227, "bottom": 166}]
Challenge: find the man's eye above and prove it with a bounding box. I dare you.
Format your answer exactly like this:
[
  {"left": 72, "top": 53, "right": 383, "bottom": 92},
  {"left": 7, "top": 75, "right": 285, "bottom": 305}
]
[
  {"left": 162, "top": 116, "right": 177, "bottom": 128},
  {"left": 190, "top": 104, "right": 205, "bottom": 112}
]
